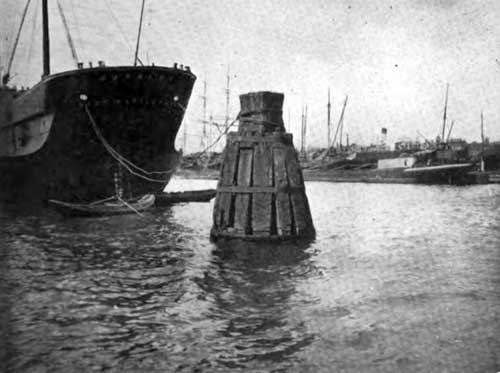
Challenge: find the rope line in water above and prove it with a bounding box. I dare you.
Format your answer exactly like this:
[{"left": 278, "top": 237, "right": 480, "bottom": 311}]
[
  {"left": 49, "top": 196, "right": 146, "bottom": 217},
  {"left": 117, "top": 195, "right": 144, "bottom": 217}
]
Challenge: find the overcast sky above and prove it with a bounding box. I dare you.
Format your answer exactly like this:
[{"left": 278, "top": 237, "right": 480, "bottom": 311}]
[{"left": 2, "top": 0, "right": 500, "bottom": 152}]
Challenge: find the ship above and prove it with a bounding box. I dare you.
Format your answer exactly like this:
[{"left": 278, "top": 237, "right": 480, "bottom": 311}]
[
  {"left": 303, "top": 142, "right": 488, "bottom": 185},
  {"left": 303, "top": 84, "right": 492, "bottom": 185},
  {"left": 0, "top": 0, "right": 196, "bottom": 205}
]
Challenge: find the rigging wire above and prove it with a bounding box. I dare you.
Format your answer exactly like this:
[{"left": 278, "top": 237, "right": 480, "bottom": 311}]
[
  {"left": 4, "top": 0, "right": 32, "bottom": 84},
  {"left": 26, "top": 0, "right": 40, "bottom": 63},
  {"left": 69, "top": 0, "right": 85, "bottom": 59},
  {"left": 54, "top": 1, "right": 112, "bottom": 64},
  {"left": 103, "top": 0, "right": 133, "bottom": 51},
  {"left": 4, "top": 6, "right": 18, "bottom": 67},
  {"left": 103, "top": 0, "right": 143, "bottom": 65},
  {"left": 197, "top": 113, "right": 240, "bottom": 155},
  {"left": 143, "top": 4, "right": 156, "bottom": 63},
  {"left": 134, "top": 0, "right": 146, "bottom": 66},
  {"left": 125, "top": 1, "right": 170, "bottom": 64},
  {"left": 57, "top": 0, "right": 79, "bottom": 66}
]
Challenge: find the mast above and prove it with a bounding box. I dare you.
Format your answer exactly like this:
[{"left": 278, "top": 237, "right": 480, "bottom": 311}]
[
  {"left": 302, "top": 105, "right": 307, "bottom": 158},
  {"left": 209, "top": 112, "right": 214, "bottom": 151},
  {"left": 339, "top": 104, "right": 344, "bottom": 151},
  {"left": 327, "top": 88, "right": 331, "bottom": 150},
  {"left": 203, "top": 80, "right": 207, "bottom": 127},
  {"left": 134, "top": 0, "right": 146, "bottom": 66},
  {"left": 200, "top": 79, "right": 207, "bottom": 150},
  {"left": 0, "top": 40, "right": 3, "bottom": 85},
  {"left": 445, "top": 120, "right": 455, "bottom": 143},
  {"left": 441, "top": 83, "right": 449, "bottom": 143},
  {"left": 225, "top": 65, "right": 230, "bottom": 130},
  {"left": 481, "top": 111, "right": 485, "bottom": 153},
  {"left": 332, "top": 95, "right": 348, "bottom": 151},
  {"left": 481, "top": 111, "right": 485, "bottom": 171},
  {"left": 300, "top": 106, "right": 304, "bottom": 155},
  {"left": 42, "top": 0, "right": 50, "bottom": 76}
]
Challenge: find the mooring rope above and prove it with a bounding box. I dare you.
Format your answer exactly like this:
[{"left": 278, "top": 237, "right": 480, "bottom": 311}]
[
  {"left": 117, "top": 195, "right": 144, "bottom": 217},
  {"left": 89, "top": 195, "right": 116, "bottom": 205},
  {"left": 84, "top": 104, "right": 175, "bottom": 183},
  {"left": 85, "top": 104, "right": 173, "bottom": 174},
  {"left": 49, "top": 195, "right": 146, "bottom": 217},
  {"left": 198, "top": 113, "right": 240, "bottom": 155},
  {"left": 238, "top": 117, "right": 284, "bottom": 131}
]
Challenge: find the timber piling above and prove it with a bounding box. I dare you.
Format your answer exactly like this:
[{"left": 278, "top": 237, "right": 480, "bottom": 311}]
[{"left": 211, "top": 91, "right": 315, "bottom": 241}]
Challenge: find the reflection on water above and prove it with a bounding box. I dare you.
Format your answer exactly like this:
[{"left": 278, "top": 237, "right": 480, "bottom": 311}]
[
  {"left": 1, "top": 180, "right": 500, "bottom": 372},
  {"left": 199, "top": 241, "right": 316, "bottom": 371}
]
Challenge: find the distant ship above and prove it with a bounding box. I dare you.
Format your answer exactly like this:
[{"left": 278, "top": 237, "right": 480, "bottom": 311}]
[
  {"left": 304, "top": 144, "right": 486, "bottom": 185},
  {"left": 0, "top": 0, "right": 195, "bottom": 204},
  {"left": 371, "top": 147, "right": 478, "bottom": 185},
  {"left": 304, "top": 84, "right": 492, "bottom": 185}
]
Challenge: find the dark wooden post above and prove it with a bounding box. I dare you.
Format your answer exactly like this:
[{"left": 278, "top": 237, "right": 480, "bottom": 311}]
[{"left": 211, "top": 91, "right": 315, "bottom": 241}]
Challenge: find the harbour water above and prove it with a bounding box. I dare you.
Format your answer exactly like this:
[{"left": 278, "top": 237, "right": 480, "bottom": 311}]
[{"left": 1, "top": 180, "right": 499, "bottom": 372}]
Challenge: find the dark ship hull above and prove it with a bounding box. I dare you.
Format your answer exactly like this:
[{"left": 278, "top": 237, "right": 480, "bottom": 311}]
[{"left": 0, "top": 65, "right": 195, "bottom": 204}]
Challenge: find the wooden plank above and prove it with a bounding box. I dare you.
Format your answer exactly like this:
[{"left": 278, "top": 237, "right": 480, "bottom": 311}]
[
  {"left": 253, "top": 142, "right": 274, "bottom": 187},
  {"left": 239, "top": 141, "right": 255, "bottom": 149},
  {"left": 252, "top": 142, "right": 273, "bottom": 234},
  {"left": 233, "top": 148, "right": 253, "bottom": 233},
  {"left": 213, "top": 192, "right": 234, "bottom": 229},
  {"left": 251, "top": 193, "right": 272, "bottom": 234},
  {"left": 220, "top": 140, "right": 239, "bottom": 186},
  {"left": 273, "top": 145, "right": 293, "bottom": 236},
  {"left": 226, "top": 134, "right": 292, "bottom": 144},
  {"left": 237, "top": 148, "right": 253, "bottom": 186},
  {"left": 216, "top": 185, "right": 303, "bottom": 193},
  {"left": 213, "top": 138, "right": 238, "bottom": 235},
  {"left": 234, "top": 197, "right": 251, "bottom": 233},
  {"left": 285, "top": 146, "right": 313, "bottom": 235},
  {"left": 212, "top": 192, "right": 221, "bottom": 228},
  {"left": 290, "top": 190, "right": 313, "bottom": 235},
  {"left": 285, "top": 146, "right": 303, "bottom": 186}
]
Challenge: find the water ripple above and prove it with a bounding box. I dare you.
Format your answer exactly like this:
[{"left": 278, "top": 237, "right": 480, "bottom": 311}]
[{"left": 1, "top": 181, "right": 500, "bottom": 372}]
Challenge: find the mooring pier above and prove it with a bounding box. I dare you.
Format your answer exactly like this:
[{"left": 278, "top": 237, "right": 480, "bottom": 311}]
[{"left": 211, "top": 91, "right": 315, "bottom": 241}]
